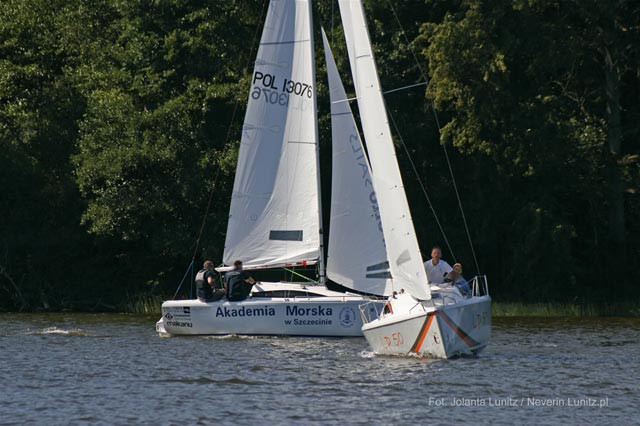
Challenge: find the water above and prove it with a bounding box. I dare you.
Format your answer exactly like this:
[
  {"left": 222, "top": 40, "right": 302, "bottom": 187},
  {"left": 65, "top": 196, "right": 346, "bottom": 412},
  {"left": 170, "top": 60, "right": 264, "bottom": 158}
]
[{"left": 1, "top": 314, "right": 638, "bottom": 425}]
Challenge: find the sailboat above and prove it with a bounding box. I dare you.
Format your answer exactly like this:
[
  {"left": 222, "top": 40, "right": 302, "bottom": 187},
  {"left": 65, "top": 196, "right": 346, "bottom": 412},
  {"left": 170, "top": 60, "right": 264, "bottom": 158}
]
[
  {"left": 158, "top": 0, "right": 491, "bottom": 351},
  {"left": 331, "top": 0, "right": 491, "bottom": 357},
  {"left": 157, "top": 0, "right": 388, "bottom": 337}
]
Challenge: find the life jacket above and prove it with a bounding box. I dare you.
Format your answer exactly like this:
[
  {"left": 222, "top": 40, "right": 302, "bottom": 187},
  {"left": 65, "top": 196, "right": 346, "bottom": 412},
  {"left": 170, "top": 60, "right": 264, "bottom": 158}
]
[
  {"left": 226, "top": 270, "right": 249, "bottom": 301},
  {"left": 195, "top": 268, "right": 214, "bottom": 300}
]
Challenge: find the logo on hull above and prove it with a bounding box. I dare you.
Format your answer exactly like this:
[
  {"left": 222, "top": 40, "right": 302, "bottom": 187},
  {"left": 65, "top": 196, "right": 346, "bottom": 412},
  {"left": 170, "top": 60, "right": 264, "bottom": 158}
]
[{"left": 339, "top": 307, "right": 356, "bottom": 328}]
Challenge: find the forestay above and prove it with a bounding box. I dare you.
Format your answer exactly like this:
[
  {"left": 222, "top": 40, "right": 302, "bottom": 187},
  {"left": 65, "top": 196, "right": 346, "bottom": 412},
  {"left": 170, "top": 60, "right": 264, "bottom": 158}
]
[
  {"left": 338, "top": 0, "right": 431, "bottom": 300},
  {"left": 322, "top": 29, "right": 393, "bottom": 296},
  {"left": 223, "top": 0, "right": 321, "bottom": 269}
]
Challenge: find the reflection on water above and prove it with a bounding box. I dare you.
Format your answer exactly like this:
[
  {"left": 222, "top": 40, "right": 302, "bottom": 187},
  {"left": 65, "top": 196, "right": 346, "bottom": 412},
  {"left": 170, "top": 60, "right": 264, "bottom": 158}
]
[{"left": 1, "top": 314, "right": 638, "bottom": 424}]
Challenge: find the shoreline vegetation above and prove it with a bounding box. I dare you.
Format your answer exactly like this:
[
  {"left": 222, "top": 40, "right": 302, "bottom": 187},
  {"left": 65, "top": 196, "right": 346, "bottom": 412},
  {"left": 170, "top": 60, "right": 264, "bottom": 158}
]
[
  {"left": 4, "top": 297, "right": 639, "bottom": 318},
  {"left": 132, "top": 300, "right": 640, "bottom": 317},
  {"left": 491, "top": 302, "right": 640, "bottom": 318}
]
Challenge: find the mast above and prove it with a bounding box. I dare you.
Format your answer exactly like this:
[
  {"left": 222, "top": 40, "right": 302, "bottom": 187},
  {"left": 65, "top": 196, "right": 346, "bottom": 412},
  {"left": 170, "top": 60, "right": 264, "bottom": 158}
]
[{"left": 309, "top": 0, "right": 326, "bottom": 285}]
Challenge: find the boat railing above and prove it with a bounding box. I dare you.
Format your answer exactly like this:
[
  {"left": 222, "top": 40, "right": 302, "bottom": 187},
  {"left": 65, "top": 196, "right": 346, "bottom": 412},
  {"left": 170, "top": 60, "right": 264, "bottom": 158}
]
[
  {"left": 358, "top": 300, "right": 385, "bottom": 325},
  {"left": 471, "top": 275, "right": 489, "bottom": 297},
  {"left": 431, "top": 294, "right": 458, "bottom": 307}
]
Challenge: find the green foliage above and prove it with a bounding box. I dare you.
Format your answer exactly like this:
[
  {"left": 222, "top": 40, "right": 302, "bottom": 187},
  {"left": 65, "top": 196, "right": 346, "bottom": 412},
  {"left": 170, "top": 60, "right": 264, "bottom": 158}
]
[
  {"left": 0, "top": 0, "right": 261, "bottom": 310},
  {"left": 415, "top": 0, "right": 640, "bottom": 301},
  {"left": 70, "top": 1, "right": 258, "bottom": 256}
]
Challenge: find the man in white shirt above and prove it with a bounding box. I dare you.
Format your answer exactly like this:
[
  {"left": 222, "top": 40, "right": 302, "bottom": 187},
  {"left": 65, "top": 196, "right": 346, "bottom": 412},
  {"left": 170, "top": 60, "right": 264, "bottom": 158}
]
[{"left": 424, "top": 246, "right": 452, "bottom": 284}]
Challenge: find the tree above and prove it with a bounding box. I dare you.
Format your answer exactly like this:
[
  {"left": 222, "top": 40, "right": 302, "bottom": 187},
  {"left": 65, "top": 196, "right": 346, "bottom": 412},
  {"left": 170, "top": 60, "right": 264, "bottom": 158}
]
[{"left": 417, "top": 0, "right": 640, "bottom": 300}]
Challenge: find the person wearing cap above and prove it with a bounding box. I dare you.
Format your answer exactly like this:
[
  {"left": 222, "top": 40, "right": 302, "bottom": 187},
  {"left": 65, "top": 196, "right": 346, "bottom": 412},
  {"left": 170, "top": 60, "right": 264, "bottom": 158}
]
[
  {"left": 448, "top": 262, "right": 471, "bottom": 297},
  {"left": 424, "top": 246, "right": 453, "bottom": 284},
  {"left": 225, "top": 260, "right": 256, "bottom": 301}
]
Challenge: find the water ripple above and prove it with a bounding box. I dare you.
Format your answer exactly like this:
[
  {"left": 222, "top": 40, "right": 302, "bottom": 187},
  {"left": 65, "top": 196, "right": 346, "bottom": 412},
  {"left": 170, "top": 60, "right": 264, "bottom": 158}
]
[
  {"left": 25, "top": 327, "right": 91, "bottom": 336},
  {"left": 160, "top": 377, "right": 265, "bottom": 385}
]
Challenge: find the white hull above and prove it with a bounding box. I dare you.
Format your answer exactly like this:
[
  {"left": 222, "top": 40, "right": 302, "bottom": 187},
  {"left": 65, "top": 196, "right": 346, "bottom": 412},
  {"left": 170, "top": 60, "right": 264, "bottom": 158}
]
[
  {"left": 362, "top": 289, "right": 491, "bottom": 358},
  {"left": 157, "top": 282, "right": 384, "bottom": 337}
]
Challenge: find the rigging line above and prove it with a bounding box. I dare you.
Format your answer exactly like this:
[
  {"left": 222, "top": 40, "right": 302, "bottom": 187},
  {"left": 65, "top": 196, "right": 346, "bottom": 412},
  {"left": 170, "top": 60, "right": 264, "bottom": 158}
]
[
  {"left": 191, "top": 166, "right": 222, "bottom": 262},
  {"left": 332, "top": 83, "right": 427, "bottom": 104},
  {"left": 172, "top": 259, "right": 195, "bottom": 300},
  {"left": 384, "top": 99, "right": 457, "bottom": 262},
  {"left": 441, "top": 143, "right": 480, "bottom": 272},
  {"left": 383, "top": 81, "right": 427, "bottom": 95},
  {"left": 189, "top": 0, "right": 269, "bottom": 266},
  {"left": 283, "top": 267, "right": 317, "bottom": 283},
  {"left": 385, "top": 0, "right": 481, "bottom": 274}
]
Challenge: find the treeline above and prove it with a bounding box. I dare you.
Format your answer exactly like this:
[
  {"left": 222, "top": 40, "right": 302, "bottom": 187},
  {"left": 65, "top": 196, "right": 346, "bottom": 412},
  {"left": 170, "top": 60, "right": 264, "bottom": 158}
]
[{"left": 1, "top": 0, "right": 638, "bottom": 311}]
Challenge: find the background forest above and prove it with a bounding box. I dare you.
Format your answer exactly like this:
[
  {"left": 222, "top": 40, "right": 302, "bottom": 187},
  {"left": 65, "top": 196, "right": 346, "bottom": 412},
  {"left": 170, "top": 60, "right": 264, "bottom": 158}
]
[{"left": 1, "top": 0, "right": 638, "bottom": 312}]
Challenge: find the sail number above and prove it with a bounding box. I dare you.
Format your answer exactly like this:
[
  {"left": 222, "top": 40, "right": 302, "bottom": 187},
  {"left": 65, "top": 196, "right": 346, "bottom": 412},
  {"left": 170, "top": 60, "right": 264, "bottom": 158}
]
[
  {"left": 282, "top": 78, "right": 313, "bottom": 98},
  {"left": 382, "top": 331, "right": 404, "bottom": 348},
  {"left": 251, "top": 86, "right": 290, "bottom": 106},
  {"left": 472, "top": 311, "right": 489, "bottom": 329},
  {"left": 251, "top": 71, "right": 313, "bottom": 106}
]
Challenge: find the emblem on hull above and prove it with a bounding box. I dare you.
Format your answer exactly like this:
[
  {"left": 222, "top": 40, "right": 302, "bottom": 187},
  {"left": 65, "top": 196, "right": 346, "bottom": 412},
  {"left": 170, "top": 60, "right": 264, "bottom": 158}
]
[{"left": 339, "top": 307, "right": 356, "bottom": 328}]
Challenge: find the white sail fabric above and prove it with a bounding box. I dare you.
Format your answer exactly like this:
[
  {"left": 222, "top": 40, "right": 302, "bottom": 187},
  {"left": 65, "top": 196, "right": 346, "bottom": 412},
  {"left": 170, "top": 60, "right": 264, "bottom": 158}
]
[
  {"left": 223, "top": 0, "right": 321, "bottom": 269},
  {"left": 322, "top": 29, "right": 393, "bottom": 296},
  {"left": 338, "top": 0, "right": 431, "bottom": 300}
]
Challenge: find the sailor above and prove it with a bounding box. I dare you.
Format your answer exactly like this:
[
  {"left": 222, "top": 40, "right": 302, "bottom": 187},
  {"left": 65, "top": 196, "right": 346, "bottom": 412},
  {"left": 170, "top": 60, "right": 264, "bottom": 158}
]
[
  {"left": 448, "top": 262, "right": 472, "bottom": 297},
  {"left": 225, "top": 260, "right": 256, "bottom": 302},
  {"left": 195, "top": 260, "right": 225, "bottom": 302},
  {"left": 423, "top": 246, "right": 453, "bottom": 284}
]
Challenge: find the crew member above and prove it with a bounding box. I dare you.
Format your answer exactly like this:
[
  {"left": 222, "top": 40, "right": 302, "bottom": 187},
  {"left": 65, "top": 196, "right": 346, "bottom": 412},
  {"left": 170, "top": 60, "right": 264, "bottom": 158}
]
[
  {"left": 423, "top": 246, "right": 453, "bottom": 284},
  {"left": 225, "top": 260, "right": 256, "bottom": 302},
  {"left": 195, "top": 260, "right": 225, "bottom": 302},
  {"left": 448, "top": 262, "right": 471, "bottom": 296}
]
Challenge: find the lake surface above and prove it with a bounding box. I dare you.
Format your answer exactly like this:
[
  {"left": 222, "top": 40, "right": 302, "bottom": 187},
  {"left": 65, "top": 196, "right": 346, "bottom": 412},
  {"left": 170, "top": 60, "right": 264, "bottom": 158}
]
[{"left": 1, "top": 314, "right": 638, "bottom": 425}]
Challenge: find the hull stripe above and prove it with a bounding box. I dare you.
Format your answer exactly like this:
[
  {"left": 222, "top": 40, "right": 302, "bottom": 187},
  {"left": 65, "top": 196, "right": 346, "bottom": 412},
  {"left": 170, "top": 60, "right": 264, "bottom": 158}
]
[
  {"left": 410, "top": 313, "right": 435, "bottom": 353},
  {"left": 437, "top": 310, "right": 479, "bottom": 348}
]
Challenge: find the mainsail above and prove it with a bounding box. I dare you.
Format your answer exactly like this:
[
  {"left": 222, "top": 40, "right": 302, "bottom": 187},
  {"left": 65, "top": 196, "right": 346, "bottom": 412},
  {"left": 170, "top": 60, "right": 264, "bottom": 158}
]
[
  {"left": 338, "top": 0, "right": 431, "bottom": 300},
  {"left": 223, "top": 0, "right": 321, "bottom": 269},
  {"left": 322, "top": 29, "right": 393, "bottom": 296}
]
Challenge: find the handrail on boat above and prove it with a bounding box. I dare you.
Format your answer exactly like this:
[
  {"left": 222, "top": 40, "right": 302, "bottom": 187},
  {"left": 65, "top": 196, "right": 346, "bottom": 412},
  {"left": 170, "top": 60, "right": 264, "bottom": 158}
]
[
  {"left": 358, "top": 300, "right": 384, "bottom": 325},
  {"left": 433, "top": 295, "right": 458, "bottom": 306},
  {"left": 429, "top": 275, "right": 489, "bottom": 306},
  {"left": 471, "top": 275, "right": 489, "bottom": 297}
]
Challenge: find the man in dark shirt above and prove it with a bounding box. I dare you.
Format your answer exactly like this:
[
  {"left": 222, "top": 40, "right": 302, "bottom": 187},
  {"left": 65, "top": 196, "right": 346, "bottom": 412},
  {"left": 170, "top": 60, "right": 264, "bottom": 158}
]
[
  {"left": 225, "top": 260, "right": 256, "bottom": 302},
  {"left": 195, "top": 260, "right": 225, "bottom": 302}
]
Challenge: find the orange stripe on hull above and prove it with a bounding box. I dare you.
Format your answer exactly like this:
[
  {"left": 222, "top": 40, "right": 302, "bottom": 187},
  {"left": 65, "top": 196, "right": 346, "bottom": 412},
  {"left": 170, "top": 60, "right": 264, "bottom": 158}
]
[
  {"left": 437, "top": 311, "right": 479, "bottom": 348},
  {"left": 410, "top": 313, "right": 435, "bottom": 353}
]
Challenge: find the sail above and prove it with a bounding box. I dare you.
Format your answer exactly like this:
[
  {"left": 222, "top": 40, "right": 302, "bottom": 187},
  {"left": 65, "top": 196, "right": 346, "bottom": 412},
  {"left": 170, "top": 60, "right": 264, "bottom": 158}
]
[
  {"left": 321, "top": 29, "right": 393, "bottom": 296},
  {"left": 338, "top": 0, "right": 431, "bottom": 300},
  {"left": 223, "top": 0, "right": 321, "bottom": 269}
]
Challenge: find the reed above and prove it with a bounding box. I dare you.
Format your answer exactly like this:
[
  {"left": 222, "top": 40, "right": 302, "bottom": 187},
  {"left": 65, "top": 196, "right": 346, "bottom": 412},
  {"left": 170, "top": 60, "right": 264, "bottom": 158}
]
[
  {"left": 123, "top": 294, "right": 164, "bottom": 314},
  {"left": 492, "top": 302, "right": 640, "bottom": 317}
]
